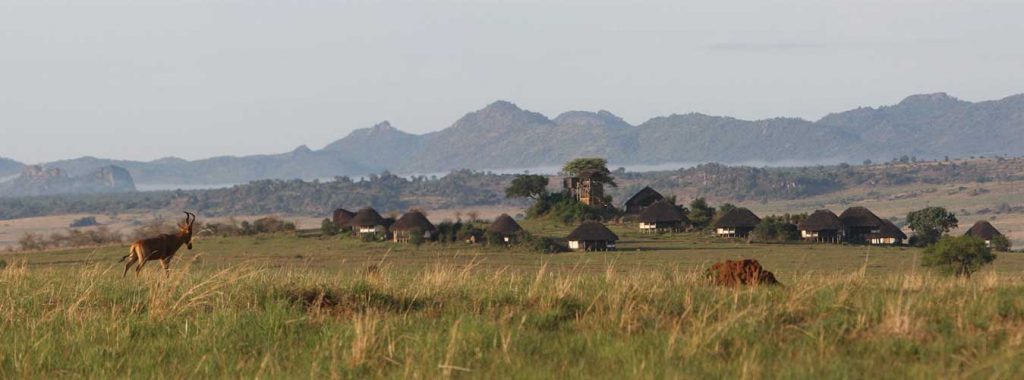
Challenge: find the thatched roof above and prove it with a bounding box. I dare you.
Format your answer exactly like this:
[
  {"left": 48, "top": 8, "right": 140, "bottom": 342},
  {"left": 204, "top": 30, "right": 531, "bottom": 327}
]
[
  {"left": 624, "top": 186, "right": 664, "bottom": 207},
  {"left": 332, "top": 208, "right": 354, "bottom": 226},
  {"left": 965, "top": 220, "right": 1002, "bottom": 240},
  {"left": 391, "top": 211, "right": 436, "bottom": 232},
  {"left": 566, "top": 221, "right": 619, "bottom": 242},
  {"left": 350, "top": 207, "right": 385, "bottom": 227},
  {"left": 868, "top": 219, "right": 907, "bottom": 240},
  {"left": 638, "top": 201, "right": 686, "bottom": 223},
  {"left": 798, "top": 209, "right": 843, "bottom": 231},
  {"left": 839, "top": 206, "right": 883, "bottom": 228},
  {"left": 487, "top": 214, "right": 523, "bottom": 235},
  {"left": 713, "top": 208, "right": 761, "bottom": 228}
]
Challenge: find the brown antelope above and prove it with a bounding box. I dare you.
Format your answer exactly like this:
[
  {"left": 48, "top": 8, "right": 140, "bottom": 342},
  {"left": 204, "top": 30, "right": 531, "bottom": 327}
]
[{"left": 120, "top": 212, "right": 196, "bottom": 277}]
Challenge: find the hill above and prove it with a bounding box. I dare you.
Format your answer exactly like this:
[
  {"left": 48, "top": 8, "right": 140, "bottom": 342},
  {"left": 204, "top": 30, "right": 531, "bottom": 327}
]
[
  {"left": 0, "top": 165, "right": 136, "bottom": 198},
  {"left": 38, "top": 92, "right": 1024, "bottom": 185},
  {"left": 0, "top": 157, "right": 23, "bottom": 178}
]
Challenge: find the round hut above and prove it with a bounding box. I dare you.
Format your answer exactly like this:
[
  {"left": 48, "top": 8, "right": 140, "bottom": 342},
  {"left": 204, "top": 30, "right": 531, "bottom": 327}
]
[
  {"left": 623, "top": 186, "right": 665, "bottom": 215},
  {"left": 486, "top": 214, "right": 524, "bottom": 244},
  {"left": 713, "top": 208, "right": 761, "bottom": 238},
  {"left": 350, "top": 207, "right": 386, "bottom": 236},
  {"left": 566, "top": 221, "right": 619, "bottom": 251},
  {"left": 390, "top": 210, "right": 437, "bottom": 243},
  {"left": 798, "top": 209, "right": 844, "bottom": 243},
  {"left": 964, "top": 220, "right": 1003, "bottom": 247},
  {"left": 867, "top": 219, "right": 907, "bottom": 245},
  {"left": 332, "top": 208, "right": 355, "bottom": 230},
  {"left": 838, "top": 206, "right": 884, "bottom": 243},
  {"left": 637, "top": 201, "right": 686, "bottom": 234}
]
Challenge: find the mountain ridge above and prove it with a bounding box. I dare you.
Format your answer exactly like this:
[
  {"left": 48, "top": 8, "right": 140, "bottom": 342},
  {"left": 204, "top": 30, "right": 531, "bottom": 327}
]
[{"left": 31, "top": 92, "right": 1024, "bottom": 186}]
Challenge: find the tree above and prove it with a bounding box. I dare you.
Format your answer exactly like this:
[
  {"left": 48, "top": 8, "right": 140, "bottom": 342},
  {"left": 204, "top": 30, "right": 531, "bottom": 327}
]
[
  {"left": 906, "top": 207, "right": 958, "bottom": 246},
  {"left": 717, "top": 203, "right": 737, "bottom": 218},
  {"left": 562, "top": 158, "right": 617, "bottom": 187},
  {"left": 922, "top": 235, "right": 995, "bottom": 278},
  {"left": 320, "top": 218, "right": 339, "bottom": 236},
  {"left": 990, "top": 234, "right": 1012, "bottom": 252},
  {"left": 689, "top": 198, "right": 715, "bottom": 230},
  {"left": 505, "top": 175, "right": 549, "bottom": 199}
]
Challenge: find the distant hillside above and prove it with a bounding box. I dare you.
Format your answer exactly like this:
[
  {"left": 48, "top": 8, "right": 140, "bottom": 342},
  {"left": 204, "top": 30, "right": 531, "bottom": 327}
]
[
  {"left": 0, "top": 165, "right": 136, "bottom": 198},
  {"left": 3, "top": 157, "right": 1023, "bottom": 221},
  {"left": 0, "top": 157, "right": 24, "bottom": 178},
  {"left": 41, "top": 92, "right": 1024, "bottom": 185}
]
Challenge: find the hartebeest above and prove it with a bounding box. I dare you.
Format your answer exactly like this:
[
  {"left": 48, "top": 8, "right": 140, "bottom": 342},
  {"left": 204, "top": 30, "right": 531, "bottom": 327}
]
[{"left": 120, "top": 212, "right": 196, "bottom": 277}]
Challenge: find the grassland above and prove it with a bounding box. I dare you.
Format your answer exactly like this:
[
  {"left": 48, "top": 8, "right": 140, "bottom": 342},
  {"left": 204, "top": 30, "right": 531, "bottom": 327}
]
[{"left": 2, "top": 222, "right": 1024, "bottom": 378}]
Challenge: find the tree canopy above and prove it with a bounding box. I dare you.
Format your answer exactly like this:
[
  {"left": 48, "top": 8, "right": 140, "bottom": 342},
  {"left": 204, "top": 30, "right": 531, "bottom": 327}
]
[
  {"left": 562, "top": 158, "right": 617, "bottom": 187},
  {"left": 922, "top": 235, "right": 995, "bottom": 278},
  {"left": 505, "top": 175, "right": 549, "bottom": 199},
  {"left": 906, "top": 206, "right": 959, "bottom": 246},
  {"left": 689, "top": 198, "right": 714, "bottom": 230}
]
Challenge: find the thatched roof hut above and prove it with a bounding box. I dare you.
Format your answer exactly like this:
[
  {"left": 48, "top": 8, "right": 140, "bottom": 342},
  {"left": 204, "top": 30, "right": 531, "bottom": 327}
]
[
  {"left": 566, "top": 221, "right": 619, "bottom": 251},
  {"left": 350, "top": 207, "right": 386, "bottom": 229},
  {"left": 390, "top": 210, "right": 437, "bottom": 242},
  {"left": 714, "top": 208, "right": 761, "bottom": 229},
  {"left": 391, "top": 210, "right": 437, "bottom": 233},
  {"left": 867, "top": 219, "right": 907, "bottom": 245},
  {"left": 965, "top": 220, "right": 1002, "bottom": 241},
  {"left": 638, "top": 201, "right": 685, "bottom": 224},
  {"left": 624, "top": 186, "right": 665, "bottom": 214},
  {"left": 487, "top": 214, "right": 523, "bottom": 235},
  {"left": 332, "top": 208, "right": 355, "bottom": 227},
  {"left": 838, "top": 206, "right": 883, "bottom": 229},
  {"left": 799, "top": 210, "right": 843, "bottom": 232}
]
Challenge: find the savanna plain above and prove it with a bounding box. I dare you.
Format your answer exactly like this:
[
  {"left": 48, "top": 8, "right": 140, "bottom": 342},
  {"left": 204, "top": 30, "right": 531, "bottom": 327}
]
[{"left": 2, "top": 221, "right": 1024, "bottom": 379}]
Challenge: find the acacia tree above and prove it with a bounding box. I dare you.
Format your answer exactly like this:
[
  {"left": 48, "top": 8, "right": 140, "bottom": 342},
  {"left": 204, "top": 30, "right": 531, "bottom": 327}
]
[
  {"left": 562, "top": 158, "right": 617, "bottom": 187},
  {"left": 922, "top": 235, "right": 995, "bottom": 278},
  {"left": 906, "top": 207, "right": 959, "bottom": 246},
  {"left": 505, "top": 175, "right": 549, "bottom": 199},
  {"left": 689, "top": 198, "right": 715, "bottom": 230}
]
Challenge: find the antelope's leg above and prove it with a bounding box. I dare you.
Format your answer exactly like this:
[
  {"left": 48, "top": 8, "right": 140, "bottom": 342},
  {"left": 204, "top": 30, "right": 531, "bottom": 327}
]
[
  {"left": 160, "top": 259, "right": 171, "bottom": 276},
  {"left": 135, "top": 258, "right": 149, "bottom": 275},
  {"left": 122, "top": 255, "right": 138, "bottom": 277}
]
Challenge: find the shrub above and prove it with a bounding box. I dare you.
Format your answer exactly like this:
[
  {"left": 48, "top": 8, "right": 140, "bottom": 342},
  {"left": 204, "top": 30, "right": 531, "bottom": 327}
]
[
  {"left": 408, "top": 228, "right": 425, "bottom": 247},
  {"left": 922, "top": 235, "right": 996, "bottom": 278},
  {"left": 486, "top": 231, "right": 505, "bottom": 247},
  {"left": 990, "top": 234, "right": 1012, "bottom": 252},
  {"left": 252, "top": 217, "right": 296, "bottom": 234},
  {"left": 750, "top": 217, "right": 800, "bottom": 242},
  {"left": 320, "top": 218, "right": 339, "bottom": 237},
  {"left": 522, "top": 235, "right": 567, "bottom": 254},
  {"left": 69, "top": 216, "right": 98, "bottom": 228}
]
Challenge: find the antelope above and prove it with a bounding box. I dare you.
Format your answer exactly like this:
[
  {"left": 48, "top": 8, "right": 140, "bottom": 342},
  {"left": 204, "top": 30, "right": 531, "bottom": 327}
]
[{"left": 120, "top": 212, "right": 196, "bottom": 277}]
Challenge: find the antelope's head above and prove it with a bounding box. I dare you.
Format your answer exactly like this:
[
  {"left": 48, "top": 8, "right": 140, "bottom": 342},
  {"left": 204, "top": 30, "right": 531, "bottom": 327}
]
[{"left": 179, "top": 211, "right": 196, "bottom": 250}]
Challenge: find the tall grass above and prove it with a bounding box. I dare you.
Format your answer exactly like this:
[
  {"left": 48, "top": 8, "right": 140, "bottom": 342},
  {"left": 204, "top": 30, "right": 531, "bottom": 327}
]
[{"left": 2, "top": 254, "right": 1024, "bottom": 378}]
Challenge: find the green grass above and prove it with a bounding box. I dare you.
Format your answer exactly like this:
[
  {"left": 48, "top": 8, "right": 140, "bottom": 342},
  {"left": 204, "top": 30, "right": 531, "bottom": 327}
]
[{"left": 2, "top": 223, "right": 1024, "bottom": 378}]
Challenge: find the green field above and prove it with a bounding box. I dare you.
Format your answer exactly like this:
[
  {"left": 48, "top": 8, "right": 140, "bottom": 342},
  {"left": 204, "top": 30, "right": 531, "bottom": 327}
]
[{"left": 2, "top": 222, "right": 1024, "bottom": 378}]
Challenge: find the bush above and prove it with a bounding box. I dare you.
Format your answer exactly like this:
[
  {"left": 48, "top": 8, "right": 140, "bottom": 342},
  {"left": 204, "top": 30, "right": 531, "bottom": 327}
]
[
  {"left": 486, "top": 231, "right": 505, "bottom": 247},
  {"left": 320, "top": 218, "right": 339, "bottom": 237},
  {"left": 522, "top": 235, "right": 567, "bottom": 254},
  {"left": 69, "top": 216, "right": 98, "bottom": 228},
  {"left": 408, "top": 228, "right": 425, "bottom": 247},
  {"left": 922, "top": 235, "right": 996, "bottom": 278},
  {"left": 252, "top": 217, "right": 296, "bottom": 234},
  {"left": 527, "top": 193, "right": 614, "bottom": 224},
  {"left": 990, "top": 234, "right": 1012, "bottom": 252},
  {"left": 750, "top": 217, "right": 800, "bottom": 242}
]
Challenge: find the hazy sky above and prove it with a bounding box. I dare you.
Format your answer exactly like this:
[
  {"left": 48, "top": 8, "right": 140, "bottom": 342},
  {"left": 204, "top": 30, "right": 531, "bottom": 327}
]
[{"left": 2, "top": 0, "right": 1023, "bottom": 164}]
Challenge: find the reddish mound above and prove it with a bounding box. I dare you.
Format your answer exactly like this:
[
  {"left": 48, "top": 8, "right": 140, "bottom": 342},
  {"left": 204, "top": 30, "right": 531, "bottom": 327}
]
[{"left": 706, "top": 259, "right": 780, "bottom": 286}]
